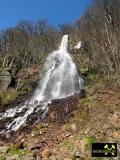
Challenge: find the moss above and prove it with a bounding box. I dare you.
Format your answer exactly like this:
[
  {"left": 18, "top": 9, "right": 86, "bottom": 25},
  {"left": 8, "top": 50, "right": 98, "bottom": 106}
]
[
  {"left": 6, "top": 147, "right": 25, "bottom": 159},
  {"left": 35, "top": 123, "right": 49, "bottom": 130},
  {"left": 17, "top": 79, "right": 32, "bottom": 92},
  {"left": 83, "top": 135, "right": 97, "bottom": 149},
  {"left": 1, "top": 90, "right": 18, "bottom": 106},
  {"left": 17, "top": 79, "right": 38, "bottom": 95},
  {"left": 81, "top": 97, "right": 90, "bottom": 106},
  {"left": 80, "top": 94, "right": 96, "bottom": 107},
  {"left": 31, "top": 80, "right": 39, "bottom": 89},
  {"left": 9, "top": 149, "right": 25, "bottom": 156},
  {"left": 0, "top": 155, "right": 6, "bottom": 160}
]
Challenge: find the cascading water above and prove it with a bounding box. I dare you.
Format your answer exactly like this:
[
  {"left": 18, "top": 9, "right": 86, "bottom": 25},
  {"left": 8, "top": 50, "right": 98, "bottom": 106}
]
[{"left": 0, "top": 35, "right": 84, "bottom": 133}]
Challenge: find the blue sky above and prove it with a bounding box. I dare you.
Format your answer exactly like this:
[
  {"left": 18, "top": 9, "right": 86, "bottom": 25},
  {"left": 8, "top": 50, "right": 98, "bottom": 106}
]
[{"left": 0, "top": 0, "right": 92, "bottom": 30}]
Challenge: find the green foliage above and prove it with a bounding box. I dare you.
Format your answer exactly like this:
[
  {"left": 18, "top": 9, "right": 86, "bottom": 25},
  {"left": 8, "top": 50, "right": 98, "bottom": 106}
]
[
  {"left": 0, "top": 90, "right": 18, "bottom": 106},
  {"left": 81, "top": 97, "right": 91, "bottom": 106},
  {"left": 61, "top": 139, "right": 75, "bottom": 152},
  {"left": 84, "top": 136, "right": 96, "bottom": 144},
  {"left": 3, "top": 147, "right": 25, "bottom": 160},
  {"left": 8, "top": 149, "right": 25, "bottom": 157},
  {"left": 0, "top": 155, "right": 5, "bottom": 160},
  {"left": 30, "top": 80, "right": 39, "bottom": 89},
  {"left": 83, "top": 135, "right": 97, "bottom": 149}
]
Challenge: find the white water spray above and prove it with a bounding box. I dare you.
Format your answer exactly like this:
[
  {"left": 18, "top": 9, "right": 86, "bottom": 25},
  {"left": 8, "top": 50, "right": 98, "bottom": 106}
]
[{"left": 0, "top": 35, "right": 84, "bottom": 133}]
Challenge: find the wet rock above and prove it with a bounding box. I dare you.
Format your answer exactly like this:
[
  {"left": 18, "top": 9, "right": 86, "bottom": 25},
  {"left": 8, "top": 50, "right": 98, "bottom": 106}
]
[
  {"left": 0, "top": 68, "right": 11, "bottom": 91},
  {"left": 41, "top": 148, "right": 51, "bottom": 158},
  {"left": 0, "top": 90, "right": 84, "bottom": 144},
  {"left": 45, "top": 92, "right": 82, "bottom": 124}
]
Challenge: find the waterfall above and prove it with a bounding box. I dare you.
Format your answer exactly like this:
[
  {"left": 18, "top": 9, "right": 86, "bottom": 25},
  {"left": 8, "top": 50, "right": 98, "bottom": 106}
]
[{"left": 0, "top": 35, "right": 84, "bottom": 133}]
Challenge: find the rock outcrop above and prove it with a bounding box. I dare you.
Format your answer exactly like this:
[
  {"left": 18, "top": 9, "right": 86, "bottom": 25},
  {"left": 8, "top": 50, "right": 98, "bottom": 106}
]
[{"left": 0, "top": 68, "right": 11, "bottom": 92}]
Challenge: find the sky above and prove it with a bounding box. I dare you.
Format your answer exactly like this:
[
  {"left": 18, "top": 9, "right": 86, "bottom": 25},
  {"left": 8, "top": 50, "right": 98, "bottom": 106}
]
[{"left": 0, "top": 0, "right": 92, "bottom": 30}]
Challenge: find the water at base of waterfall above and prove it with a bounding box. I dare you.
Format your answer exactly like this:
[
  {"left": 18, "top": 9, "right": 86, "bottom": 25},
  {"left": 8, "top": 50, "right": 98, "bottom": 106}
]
[{"left": 0, "top": 35, "right": 84, "bottom": 133}]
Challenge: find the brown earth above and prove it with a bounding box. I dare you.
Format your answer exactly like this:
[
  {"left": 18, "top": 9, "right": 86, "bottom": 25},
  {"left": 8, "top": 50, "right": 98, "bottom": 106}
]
[{"left": 0, "top": 83, "right": 120, "bottom": 160}]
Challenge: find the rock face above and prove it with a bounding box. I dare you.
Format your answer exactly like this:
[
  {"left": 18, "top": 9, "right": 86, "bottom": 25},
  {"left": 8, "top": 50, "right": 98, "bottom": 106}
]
[{"left": 0, "top": 68, "right": 11, "bottom": 91}]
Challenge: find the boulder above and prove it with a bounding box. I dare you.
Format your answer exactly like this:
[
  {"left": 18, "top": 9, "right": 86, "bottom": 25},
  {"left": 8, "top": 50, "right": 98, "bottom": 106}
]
[{"left": 0, "top": 68, "right": 11, "bottom": 91}]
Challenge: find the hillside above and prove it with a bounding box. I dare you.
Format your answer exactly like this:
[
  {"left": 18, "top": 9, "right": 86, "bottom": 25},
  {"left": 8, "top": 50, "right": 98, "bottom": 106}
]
[
  {"left": 0, "top": 71, "right": 120, "bottom": 160},
  {"left": 0, "top": 0, "right": 120, "bottom": 159}
]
